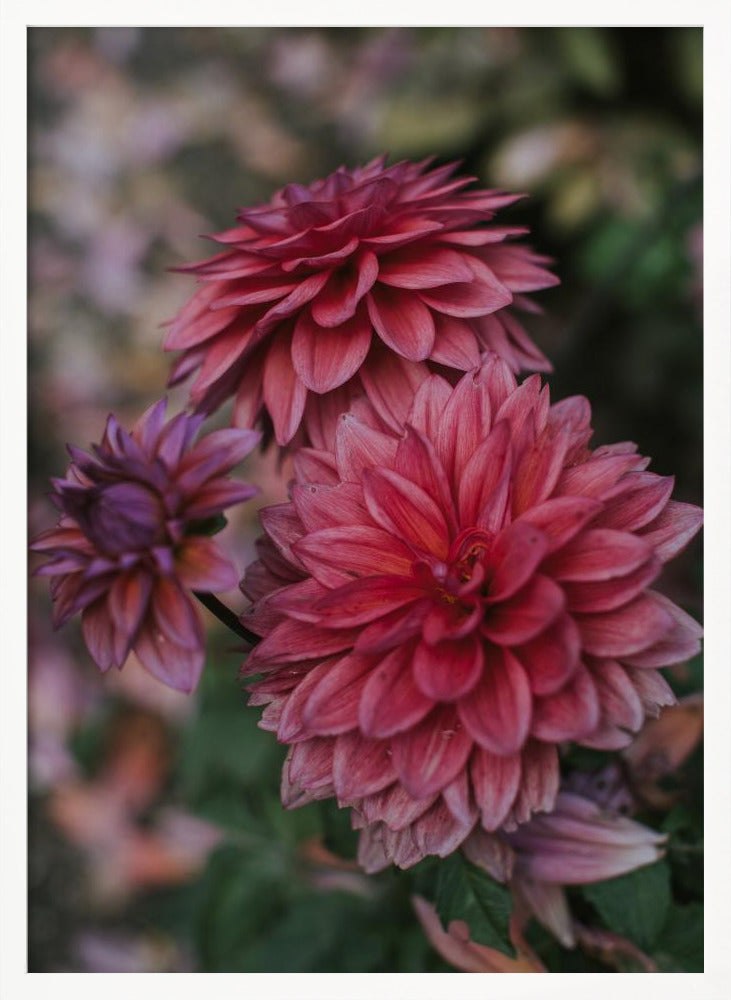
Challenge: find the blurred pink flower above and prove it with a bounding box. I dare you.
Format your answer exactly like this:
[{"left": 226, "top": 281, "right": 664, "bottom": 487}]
[
  {"left": 32, "top": 398, "right": 259, "bottom": 691},
  {"left": 413, "top": 896, "right": 545, "bottom": 972},
  {"left": 241, "top": 354, "right": 702, "bottom": 871},
  {"left": 165, "top": 156, "right": 558, "bottom": 446}
]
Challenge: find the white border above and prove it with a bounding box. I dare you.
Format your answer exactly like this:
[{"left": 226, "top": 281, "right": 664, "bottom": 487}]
[{"left": 2, "top": 5, "right": 729, "bottom": 998}]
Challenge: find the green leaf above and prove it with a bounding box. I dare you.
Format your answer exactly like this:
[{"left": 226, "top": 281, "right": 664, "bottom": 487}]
[
  {"left": 433, "top": 852, "right": 515, "bottom": 957},
  {"left": 582, "top": 860, "right": 671, "bottom": 951},
  {"left": 653, "top": 902, "right": 703, "bottom": 972},
  {"left": 188, "top": 513, "right": 228, "bottom": 537}
]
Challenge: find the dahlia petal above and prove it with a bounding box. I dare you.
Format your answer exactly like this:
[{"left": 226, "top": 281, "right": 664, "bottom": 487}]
[
  {"left": 362, "top": 467, "right": 450, "bottom": 559},
  {"left": 507, "top": 740, "right": 560, "bottom": 826},
  {"left": 332, "top": 731, "right": 397, "bottom": 801},
  {"left": 412, "top": 798, "right": 475, "bottom": 858},
  {"left": 189, "top": 322, "right": 256, "bottom": 397},
  {"left": 515, "top": 613, "right": 582, "bottom": 696},
  {"left": 358, "top": 644, "right": 434, "bottom": 737},
  {"left": 480, "top": 244, "right": 560, "bottom": 293},
  {"left": 282, "top": 236, "right": 360, "bottom": 272},
  {"left": 483, "top": 574, "right": 565, "bottom": 646},
  {"left": 231, "top": 361, "right": 264, "bottom": 429},
  {"left": 391, "top": 705, "right": 473, "bottom": 799},
  {"left": 429, "top": 314, "right": 481, "bottom": 368},
  {"left": 293, "top": 447, "right": 339, "bottom": 485},
  {"left": 406, "top": 373, "right": 452, "bottom": 442},
  {"left": 244, "top": 618, "right": 358, "bottom": 671},
  {"left": 487, "top": 521, "right": 549, "bottom": 603},
  {"left": 260, "top": 503, "right": 306, "bottom": 568},
  {"left": 557, "top": 454, "right": 645, "bottom": 499},
  {"left": 458, "top": 649, "right": 532, "bottom": 756},
  {"left": 394, "top": 426, "right": 458, "bottom": 531},
  {"left": 293, "top": 525, "right": 414, "bottom": 587},
  {"left": 152, "top": 578, "right": 204, "bottom": 651},
  {"left": 291, "top": 309, "right": 371, "bottom": 393},
  {"left": 108, "top": 570, "right": 152, "bottom": 640},
  {"left": 442, "top": 770, "right": 476, "bottom": 827},
  {"left": 361, "top": 217, "right": 444, "bottom": 248},
  {"left": 513, "top": 879, "right": 575, "bottom": 949},
  {"left": 378, "top": 245, "right": 473, "bottom": 289},
  {"left": 518, "top": 496, "right": 603, "bottom": 552},
  {"left": 81, "top": 599, "right": 117, "bottom": 671},
  {"left": 292, "top": 482, "right": 369, "bottom": 532},
  {"left": 176, "top": 537, "right": 240, "bottom": 592},
  {"left": 621, "top": 594, "right": 702, "bottom": 667},
  {"left": 563, "top": 556, "right": 661, "bottom": 614},
  {"left": 413, "top": 637, "right": 483, "bottom": 701},
  {"left": 184, "top": 480, "right": 258, "bottom": 521},
  {"left": 366, "top": 286, "right": 436, "bottom": 361},
  {"left": 310, "top": 250, "right": 379, "bottom": 327},
  {"left": 437, "top": 368, "right": 494, "bottom": 484},
  {"left": 165, "top": 298, "right": 240, "bottom": 352},
  {"left": 358, "top": 783, "right": 436, "bottom": 831},
  {"left": 545, "top": 528, "right": 653, "bottom": 582},
  {"left": 359, "top": 345, "right": 429, "bottom": 434},
  {"left": 254, "top": 270, "right": 332, "bottom": 339},
  {"left": 303, "top": 383, "right": 360, "bottom": 451},
  {"left": 419, "top": 254, "right": 513, "bottom": 318},
  {"left": 276, "top": 659, "right": 336, "bottom": 742},
  {"left": 576, "top": 591, "right": 675, "bottom": 657},
  {"left": 355, "top": 598, "right": 431, "bottom": 655},
  {"left": 531, "top": 665, "right": 601, "bottom": 742},
  {"left": 262, "top": 334, "right": 308, "bottom": 446},
  {"left": 625, "top": 667, "right": 676, "bottom": 715},
  {"left": 176, "top": 428, "right": 261, "bottom": 491},
  {"left": 512, "top": 427, "right": 570, "bottom": 516},
  {"left": 313, "top": 575, "right": 425, "bottom": 627},
  {"left": 597, "top": 473, "right": 675, "bottom": 532},
  {"left": 470, "top": 748, "right": 521, "bottom": 830},
  {"left": 457, "top": 421, "right": 511, "bottom": 528},
  {"left": 287, "top": 736, "right": 335, "bottom": 793},
  {"left": 438, "top": 225, "right": 529, "bottom": 247},
  {"left": 251, "top": 577, "right": 328, "bottom": 627},
  {"left": 462, "top": 826, "right": 515, "bottom": 882},
  {"left": 638, "top": 500, "right": 703, "bottom": 561},
  {"left": 589, "top": 660, "right": 645, "bottom": 732},
  {"left": 334, "top": 413, "right": 398, "bottom": 482},
  {"left": 134, "top": 620, "right": 204, "bottom": 693}
]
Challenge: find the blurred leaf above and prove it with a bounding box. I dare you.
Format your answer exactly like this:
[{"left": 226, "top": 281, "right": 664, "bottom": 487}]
[
  {"left": 582, "top": 860, "right": 671, "bottom": 951},
  {"left": 556, "top": 28, "right": 621, "bottom": 97},
  {"left": 652, "top": 902, "right": 703, "bottom": 972},
  {"left": 433, "top": 853, "right": 515, "bottom": 956}
]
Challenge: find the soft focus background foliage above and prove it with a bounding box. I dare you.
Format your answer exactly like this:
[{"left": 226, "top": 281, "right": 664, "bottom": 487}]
[{"left": 28, "top": 26, "right": 702, "bottom": 972}]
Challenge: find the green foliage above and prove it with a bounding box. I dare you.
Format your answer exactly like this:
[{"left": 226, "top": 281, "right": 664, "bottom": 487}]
[
  {"left": 431, "top": 852, "right": 515, "bottom": 957},
  {"left": 653, "top": 902, "right": 703, "bottom": 972},
  {"left": 582, "top": 861, "right": 671, "bottom": 952}
]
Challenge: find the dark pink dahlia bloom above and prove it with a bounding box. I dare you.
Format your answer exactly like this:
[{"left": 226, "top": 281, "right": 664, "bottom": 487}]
[
  {"left": 32, "top": 400, "right": 259, "bottom": 692},
  {"left": 240, "top": 354, "right": 702, "bottom": 869},
  {"left": 166, "top": 156, "right": 558, "bottom": 446}
]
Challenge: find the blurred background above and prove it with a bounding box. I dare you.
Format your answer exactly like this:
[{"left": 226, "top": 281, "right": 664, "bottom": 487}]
[{"left": 28, "top": 26, "right": 702, "bottom": 972}]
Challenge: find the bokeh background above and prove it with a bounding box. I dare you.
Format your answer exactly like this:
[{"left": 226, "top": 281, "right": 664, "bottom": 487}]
[{"left": 28, "top": 26, "right": 702, "bottom": 972}]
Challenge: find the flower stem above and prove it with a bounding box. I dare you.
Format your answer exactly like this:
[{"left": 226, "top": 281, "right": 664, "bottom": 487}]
[{"left": 194, "top": 591, "right": 259, "bottom": 646}]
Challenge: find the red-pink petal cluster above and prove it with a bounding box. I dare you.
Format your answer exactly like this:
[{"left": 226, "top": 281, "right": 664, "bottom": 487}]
[
  {"left": 166, "top": 156, "right": 558, "bottom": 446},
  {"left": 241, "top": 354, "right": 701, "bottom": 868},
  {"left": 32, "top": 399, "right": 259, "bottom": 692}
]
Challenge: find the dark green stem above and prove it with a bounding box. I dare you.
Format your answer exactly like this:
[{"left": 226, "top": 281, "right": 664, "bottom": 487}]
[{"left": 194, "top": 591, "right": 259, "bottom": 646}]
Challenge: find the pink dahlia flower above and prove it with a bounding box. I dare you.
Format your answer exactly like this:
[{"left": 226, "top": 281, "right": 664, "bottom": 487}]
[
  {"left": 241, "top": 354, "right": 702, "bottom": 869},
  {"left": 32, "top": 399, "right": 259, "bottom": 692},
  {"left": 165, "top": 156, "right": 558, "bottom": 446}
]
